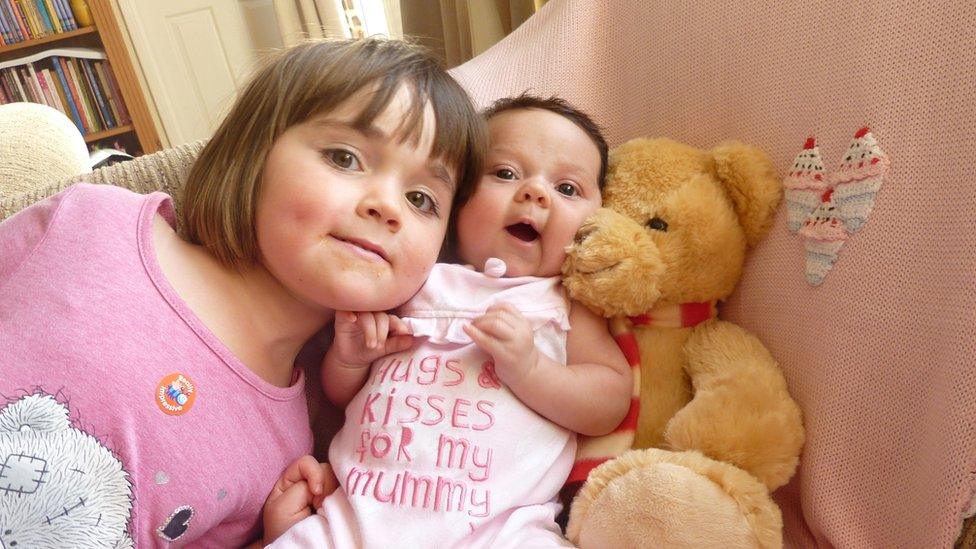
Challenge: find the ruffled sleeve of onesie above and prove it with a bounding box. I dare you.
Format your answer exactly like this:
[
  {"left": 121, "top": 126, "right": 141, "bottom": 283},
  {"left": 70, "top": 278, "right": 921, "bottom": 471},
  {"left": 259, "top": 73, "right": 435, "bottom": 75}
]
[{"left": 398, "top": 258, "right": 571, "bottom": 345}]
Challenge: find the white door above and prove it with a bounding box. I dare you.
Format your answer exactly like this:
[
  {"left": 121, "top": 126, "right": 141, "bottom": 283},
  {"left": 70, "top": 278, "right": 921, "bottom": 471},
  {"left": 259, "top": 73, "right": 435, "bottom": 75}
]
[{"left": 117, "top": 0, "right": 278, "bottom": 144}]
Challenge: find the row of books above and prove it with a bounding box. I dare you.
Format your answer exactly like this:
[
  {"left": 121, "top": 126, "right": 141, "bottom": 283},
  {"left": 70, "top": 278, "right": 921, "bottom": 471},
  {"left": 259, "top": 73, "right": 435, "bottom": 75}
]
[
  {"left": 0, "top": 0, "right": 88, "bottom": 46},
  {"left": 0, "top": 47, "right": 130, "bottom": 135}
]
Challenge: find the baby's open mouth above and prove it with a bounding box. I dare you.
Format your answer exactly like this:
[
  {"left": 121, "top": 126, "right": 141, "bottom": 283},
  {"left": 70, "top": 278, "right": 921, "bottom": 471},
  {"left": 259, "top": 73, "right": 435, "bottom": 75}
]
[{"left": 506, "top": 222, "right": 539, "bottom": 242}]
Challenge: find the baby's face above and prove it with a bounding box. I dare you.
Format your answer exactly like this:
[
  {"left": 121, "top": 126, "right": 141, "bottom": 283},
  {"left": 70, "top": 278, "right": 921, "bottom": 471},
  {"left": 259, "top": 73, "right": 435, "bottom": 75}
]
[{"left": 456, "top": 108, "right": 602, "bottom": 277}]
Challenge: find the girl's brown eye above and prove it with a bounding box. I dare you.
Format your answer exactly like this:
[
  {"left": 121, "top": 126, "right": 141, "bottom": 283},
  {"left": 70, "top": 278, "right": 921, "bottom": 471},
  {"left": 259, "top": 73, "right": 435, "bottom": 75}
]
[
  {"left": 495, "top": 169, "right": 516, "bottom": 180},
  {"left": 324, "top": 149, "right": 361, "bottom": 171},
  {"left": 406, "top": 191, "right": 438, "bottom": 215}
]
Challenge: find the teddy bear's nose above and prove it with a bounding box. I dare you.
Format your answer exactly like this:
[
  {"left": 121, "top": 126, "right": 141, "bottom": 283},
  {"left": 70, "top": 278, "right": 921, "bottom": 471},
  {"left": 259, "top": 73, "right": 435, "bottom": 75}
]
[{"left": 574, "top": 225, "right": 597, "bottom": 245}]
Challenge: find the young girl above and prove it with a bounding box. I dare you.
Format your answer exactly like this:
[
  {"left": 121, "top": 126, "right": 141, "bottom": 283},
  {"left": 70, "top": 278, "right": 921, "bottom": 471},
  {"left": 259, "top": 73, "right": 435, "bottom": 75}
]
[
  {"left": 264, "top": 96, "right": 632, "bottom": 547},
  {"left": 0, "top": 39, "right": 484, "bottom": 546}
]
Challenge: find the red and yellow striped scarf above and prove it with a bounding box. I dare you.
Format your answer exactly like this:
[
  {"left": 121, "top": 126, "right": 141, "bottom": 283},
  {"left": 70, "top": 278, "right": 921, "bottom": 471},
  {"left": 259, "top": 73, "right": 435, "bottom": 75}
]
[{"left": 563, "top": 301, "right": 718, "bottom": 489}]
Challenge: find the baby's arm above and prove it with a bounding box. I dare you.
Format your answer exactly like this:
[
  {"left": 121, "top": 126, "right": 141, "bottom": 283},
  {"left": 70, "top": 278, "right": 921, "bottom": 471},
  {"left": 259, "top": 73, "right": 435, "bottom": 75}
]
[
  {"left": 322, "top": 311, "right": 413, "bottom": 407},
  {"left": 464, "top": 302, "right": 631, "bottom": 436}
]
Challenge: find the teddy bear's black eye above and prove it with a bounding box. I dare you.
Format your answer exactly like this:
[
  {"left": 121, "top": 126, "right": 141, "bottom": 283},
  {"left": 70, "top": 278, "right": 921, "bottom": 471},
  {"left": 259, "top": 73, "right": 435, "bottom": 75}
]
[{"left": 647, "top": 217, "right": 668, "bottom": 232}]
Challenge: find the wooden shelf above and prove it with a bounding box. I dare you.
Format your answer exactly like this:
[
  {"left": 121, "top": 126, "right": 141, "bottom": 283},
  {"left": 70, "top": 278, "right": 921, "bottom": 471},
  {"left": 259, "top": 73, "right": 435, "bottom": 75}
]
[
  {"left": 84, "top": 124, "right": 134, "bottom": 143},
  {"left": 0, "top": 27, "right": 98, "bottom": 55},
  {"left": 0, "top": 1, "right": 161, "bottom": 155}
]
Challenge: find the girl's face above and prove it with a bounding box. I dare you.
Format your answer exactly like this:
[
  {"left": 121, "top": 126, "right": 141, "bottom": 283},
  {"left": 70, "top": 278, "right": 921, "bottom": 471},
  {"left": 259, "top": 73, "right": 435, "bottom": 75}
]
[
  {"left": 256, "top": 84, "right": 456, "bottom": 312},
  {"left": 456, "top": 109, "right": 602, "bottom": 277}
]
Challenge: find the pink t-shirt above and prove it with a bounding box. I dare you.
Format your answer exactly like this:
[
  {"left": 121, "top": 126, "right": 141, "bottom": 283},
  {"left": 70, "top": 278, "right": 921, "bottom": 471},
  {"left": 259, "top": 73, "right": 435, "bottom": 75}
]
[{"left": 0, "top": 184, "right": 312, "bottom": 547}]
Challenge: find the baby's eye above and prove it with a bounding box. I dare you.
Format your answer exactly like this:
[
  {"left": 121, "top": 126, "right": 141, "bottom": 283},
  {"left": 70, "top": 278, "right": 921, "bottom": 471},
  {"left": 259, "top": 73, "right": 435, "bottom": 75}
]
[
  {"left": 323, "top": 149, "right": 362, "bottom": 171},
  {"left": 406, "top": 191, "right": 438, "bottom": 215},
  {"left": 494, "top": 168, "right": 516, "bottom": 180},
  {"left": 556, "top": 183, "right": 579, "bottom": 197}
]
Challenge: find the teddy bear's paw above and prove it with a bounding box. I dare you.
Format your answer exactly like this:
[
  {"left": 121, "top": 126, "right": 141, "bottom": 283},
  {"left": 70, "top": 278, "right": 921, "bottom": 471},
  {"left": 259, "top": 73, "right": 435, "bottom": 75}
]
[{"left": 567, "top": 449, "right": 782, "bottom": 549}]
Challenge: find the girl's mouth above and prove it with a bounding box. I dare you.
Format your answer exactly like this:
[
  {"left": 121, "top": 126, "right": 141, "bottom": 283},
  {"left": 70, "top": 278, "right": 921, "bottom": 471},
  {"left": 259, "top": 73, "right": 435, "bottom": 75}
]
[{"left": 505, "top": 222, "right": 539, "bottom": 242}]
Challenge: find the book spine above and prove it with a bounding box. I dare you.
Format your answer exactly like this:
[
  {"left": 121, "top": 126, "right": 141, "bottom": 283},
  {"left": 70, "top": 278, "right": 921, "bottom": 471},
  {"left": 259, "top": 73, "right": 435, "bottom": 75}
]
[
  {"left": 58, "top": 0, "right": 74, "bottom": 30},
  {"left": 11, "top": 66, "right": 28, "bottom": 101},
  {"left": 45, "top": 0, "right": 61, "bottom": 32},
  {"left": 101, "top": 61, "right": 129, "bottom": 123},
  {"left": 31, "top": 0, "right": 49, "bottom": 34},
  {"left": 5, "top": 68, "right": 25, "bottom": 102},
  {"left": 25, "top": 62, "right": 44, "bottom": 105},
  {"left": 0, "top": 70, "right": 11, "bottom": 102},
  {"left": 47, "top": 67, "right": 71, "bottom": 117},
  {"left": 37, "top": 0, "right": 57, "bottom": 34},
  {"left": 81, "top": 58, "right": 113, "bottom": 127},
  {"left": 51, "top": 0, "right": 69, "bottom": 31},
  {"left": 8, "top": 0, "right": 29, "bottom": 41},
  {"left": 1, "top": 0, "right": 23, "bottom": 43},
  {"left": 73, "top": 57, "right": 102, "bottom": 131},
  {"left": 39, "top": 0, "right": 56, "bottom": 32},
  {"left": 37, "top": 68, "right": 58, "bottom": 112},
  {"left": 92, "top": 61, "right": 120, "bottom": 124},
  {"left": 38, "top": 69, "right": 57, "bottom": 112},
  {"left": 28, "top": 0, "right": 45, "bottom": 36},
  {"left": 51, "top": 57, "right": 83, "bottom": 131},
  {"left": 16, "top": 0, "right": 38, "bottom": 38},
  {"left": 0, "top": 1, "right": 11, "bottom": 45},
  {"left": 51, "top": 0, "right": 68, "bottom": 30},
  {"left": 5, "top": 69, "right": 19, "bottom": 101},
  {"left": 59, "top": 58, "right": 91, "bottom": 133}
]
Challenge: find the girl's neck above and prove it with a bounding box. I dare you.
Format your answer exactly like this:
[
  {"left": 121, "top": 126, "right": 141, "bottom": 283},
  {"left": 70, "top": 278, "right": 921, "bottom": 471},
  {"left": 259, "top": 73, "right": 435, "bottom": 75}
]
[
  {"left": 153, "top": 214, "right": 333, "bottom": 387},
  {"left": 223, "top": 262, "right": 335, "bottom": 386}
]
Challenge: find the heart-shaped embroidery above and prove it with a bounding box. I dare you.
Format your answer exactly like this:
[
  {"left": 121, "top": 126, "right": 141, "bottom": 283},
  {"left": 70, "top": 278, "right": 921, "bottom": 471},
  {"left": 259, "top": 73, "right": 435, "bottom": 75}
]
[
  {"left": 785, "top": 128, "right": 889, "bottom": 285},
  {"left": 157, "top": 505, "right": 193, "bottom": 541}
]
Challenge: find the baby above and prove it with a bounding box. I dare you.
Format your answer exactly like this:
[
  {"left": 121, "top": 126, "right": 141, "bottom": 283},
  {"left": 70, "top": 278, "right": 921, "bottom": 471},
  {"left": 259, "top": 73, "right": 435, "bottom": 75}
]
[{"left": 265, "top": 95, "right": 631, "bottom": 548}]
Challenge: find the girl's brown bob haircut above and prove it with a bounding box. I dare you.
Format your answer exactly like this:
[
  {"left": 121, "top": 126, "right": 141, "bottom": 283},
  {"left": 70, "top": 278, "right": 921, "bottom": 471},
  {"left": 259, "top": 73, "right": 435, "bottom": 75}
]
[{"left": 182, "top": 38, "right": 486, "bottom": 266}]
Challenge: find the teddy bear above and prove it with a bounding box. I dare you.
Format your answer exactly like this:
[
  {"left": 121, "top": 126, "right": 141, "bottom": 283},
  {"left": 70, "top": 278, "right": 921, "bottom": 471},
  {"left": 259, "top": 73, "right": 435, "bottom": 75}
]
[{"left": 560, "top": 137, "right": 806, "bottom": 548}]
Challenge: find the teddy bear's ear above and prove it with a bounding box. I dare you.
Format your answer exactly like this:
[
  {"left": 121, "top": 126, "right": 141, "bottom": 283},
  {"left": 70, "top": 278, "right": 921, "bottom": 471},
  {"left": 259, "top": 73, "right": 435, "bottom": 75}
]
[{"left": 710, "top": 141, "right": 783, "bottom": 247}]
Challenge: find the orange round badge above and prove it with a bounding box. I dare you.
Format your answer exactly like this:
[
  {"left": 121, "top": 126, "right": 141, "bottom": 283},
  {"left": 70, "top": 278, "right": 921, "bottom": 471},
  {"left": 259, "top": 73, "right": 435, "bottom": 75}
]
[{"left": 155, "top": 373, "right": 197, "bottom": 416}]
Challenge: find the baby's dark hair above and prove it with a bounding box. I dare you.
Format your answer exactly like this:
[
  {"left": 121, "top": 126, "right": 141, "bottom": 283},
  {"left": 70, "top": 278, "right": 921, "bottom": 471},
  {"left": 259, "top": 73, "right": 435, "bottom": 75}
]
[{"left": 485, "top": 93, "right": 608, "bottom": 189}]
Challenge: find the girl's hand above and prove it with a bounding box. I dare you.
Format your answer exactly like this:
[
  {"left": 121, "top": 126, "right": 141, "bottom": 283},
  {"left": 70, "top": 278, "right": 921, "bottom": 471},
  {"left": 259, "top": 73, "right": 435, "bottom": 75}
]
[
  {"left": 330, "top": 311, "right": 413, "bottom": 369},
  {"left": 263, "top": 456, "right": 336, "bottom": 543},
  {"left": 463, "top": 303, "right": 539, "bottom": 387}
]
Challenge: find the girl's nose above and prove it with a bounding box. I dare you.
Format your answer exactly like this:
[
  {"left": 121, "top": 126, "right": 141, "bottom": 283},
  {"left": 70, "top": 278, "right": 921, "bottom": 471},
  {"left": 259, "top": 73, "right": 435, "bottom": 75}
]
[
  {"left": 515, "top": 179, "right": 550, "bottom": 208},
  {"left": 358, "top": 185, "right": 402, "bottom": 232}
]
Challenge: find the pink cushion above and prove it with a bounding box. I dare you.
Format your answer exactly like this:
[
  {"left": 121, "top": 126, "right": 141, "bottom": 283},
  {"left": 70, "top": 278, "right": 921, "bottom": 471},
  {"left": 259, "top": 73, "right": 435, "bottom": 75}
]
[{"left": 450, "top": 1, "right": 976, "bottom": 547}]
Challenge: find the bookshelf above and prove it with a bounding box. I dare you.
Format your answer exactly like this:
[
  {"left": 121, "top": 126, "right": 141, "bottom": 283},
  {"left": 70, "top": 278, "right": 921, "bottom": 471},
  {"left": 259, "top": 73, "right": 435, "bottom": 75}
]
[{"left": 0, "top": 0, "right": 161, "bottom": 155}]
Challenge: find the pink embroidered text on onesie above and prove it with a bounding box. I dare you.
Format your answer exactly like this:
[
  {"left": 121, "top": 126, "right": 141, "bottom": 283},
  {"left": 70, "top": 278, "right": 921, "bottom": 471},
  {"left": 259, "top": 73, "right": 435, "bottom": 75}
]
[{"left": 272, "top": 260, "right": 576, "bottom": 548}]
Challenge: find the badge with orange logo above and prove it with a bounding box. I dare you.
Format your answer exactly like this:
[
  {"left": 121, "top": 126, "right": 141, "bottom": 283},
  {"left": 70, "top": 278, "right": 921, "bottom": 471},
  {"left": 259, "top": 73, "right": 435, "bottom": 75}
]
[{"left": 155, "top": 373, "right": 197, "bottom": 416}]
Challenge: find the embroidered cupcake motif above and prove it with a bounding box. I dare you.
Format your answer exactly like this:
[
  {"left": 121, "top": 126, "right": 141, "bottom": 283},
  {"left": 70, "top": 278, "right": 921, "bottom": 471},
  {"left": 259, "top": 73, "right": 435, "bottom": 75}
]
[
  {"left": 785, "top": 128, "right": 890, "bottom": 286},
  {"left": 784, "top": 137, "right": 829, "bottom": 232}
]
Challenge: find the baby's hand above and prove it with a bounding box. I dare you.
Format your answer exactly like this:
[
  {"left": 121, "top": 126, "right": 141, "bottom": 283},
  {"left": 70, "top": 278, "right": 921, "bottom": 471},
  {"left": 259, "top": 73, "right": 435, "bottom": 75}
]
[
  {"left": 330, "top": 311, "right": 413, "bottom": 368},
  {"left": 263, "top": 455, "right": 336, "bottom": 543},
  {"left": 463, "top": 303, "right": 539, "bottom": 387}
]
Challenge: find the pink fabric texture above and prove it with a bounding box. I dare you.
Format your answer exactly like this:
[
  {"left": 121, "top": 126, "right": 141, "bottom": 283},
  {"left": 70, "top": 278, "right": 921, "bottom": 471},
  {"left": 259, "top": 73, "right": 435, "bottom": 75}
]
[
  {"left": 450, "top": 1, "right": 976, "bottom": 547},
  {"left": 0, "top": 184, "right": 313, "bottom": 546}
]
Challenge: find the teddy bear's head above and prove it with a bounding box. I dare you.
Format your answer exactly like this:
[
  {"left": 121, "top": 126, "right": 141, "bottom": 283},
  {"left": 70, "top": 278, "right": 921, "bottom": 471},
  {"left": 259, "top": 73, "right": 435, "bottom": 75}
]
[{"left": 563, "top": 138, "right": 781, "bottom": 317}]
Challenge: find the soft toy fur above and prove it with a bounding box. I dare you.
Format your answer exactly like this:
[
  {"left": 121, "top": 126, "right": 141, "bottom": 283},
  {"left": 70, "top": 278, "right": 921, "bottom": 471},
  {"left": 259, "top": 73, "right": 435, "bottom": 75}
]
[{"left": 561, "top": 138, "right": 805, "bottom": 548}]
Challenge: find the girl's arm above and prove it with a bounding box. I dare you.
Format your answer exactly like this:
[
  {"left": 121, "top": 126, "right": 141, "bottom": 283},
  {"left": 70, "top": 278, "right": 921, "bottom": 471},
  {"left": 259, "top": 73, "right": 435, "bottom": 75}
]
[{"left": 464, "top": 302, "right": 632, "bottom": 436}]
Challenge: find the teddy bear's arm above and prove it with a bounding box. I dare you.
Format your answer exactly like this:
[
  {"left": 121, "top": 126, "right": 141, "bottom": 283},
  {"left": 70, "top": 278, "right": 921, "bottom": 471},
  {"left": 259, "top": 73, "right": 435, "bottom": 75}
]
[{"left": 665, "top": 320, "right": 805, "bottom": 490}]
